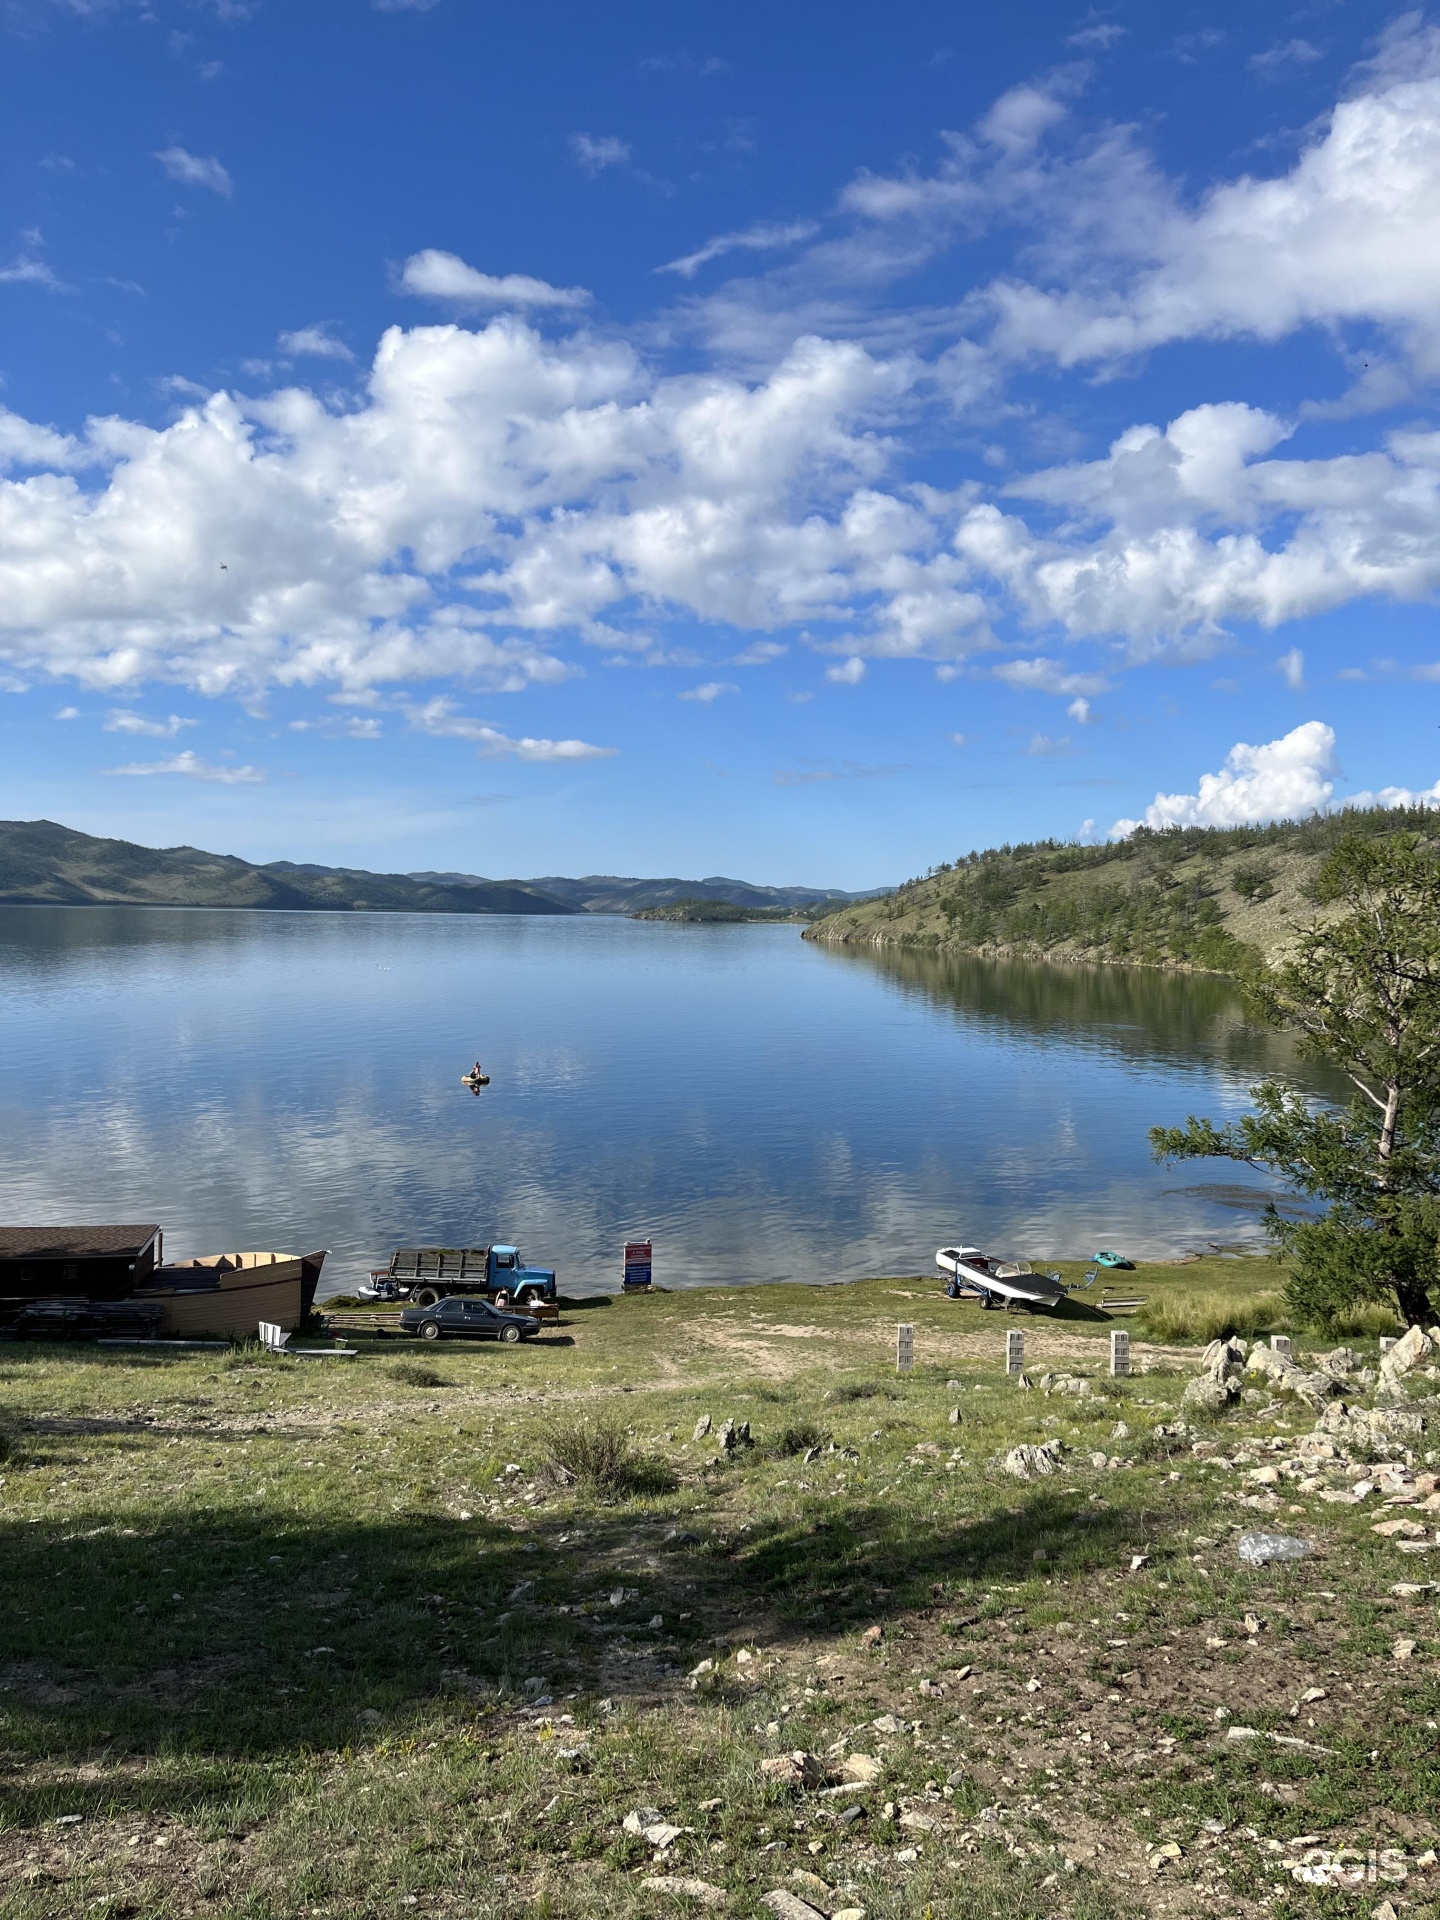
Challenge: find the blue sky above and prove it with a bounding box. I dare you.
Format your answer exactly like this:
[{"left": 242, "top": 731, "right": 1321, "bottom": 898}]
[{"left": 2, "top": 0, "right": 1440, "bottom": 885}]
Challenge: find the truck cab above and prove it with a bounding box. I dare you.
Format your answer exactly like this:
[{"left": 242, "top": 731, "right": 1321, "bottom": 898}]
[{"left": 362, "top": 1244, "right": 557, "bottom": 1308}]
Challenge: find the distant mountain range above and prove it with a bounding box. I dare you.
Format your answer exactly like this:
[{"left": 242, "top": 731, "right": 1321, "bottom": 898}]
[
  {"left": 407, "top": 870, "right": 882, "bottom": 913},
  {"left": 0, "top": 820, "right": 884, "bottom": 917}
]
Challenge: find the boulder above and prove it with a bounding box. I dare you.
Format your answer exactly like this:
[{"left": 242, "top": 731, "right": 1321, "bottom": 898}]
[
  {"left": 761, "top": 1894, "right": 827, "bottom": 1920},
  {"left": 641, "top": 1877, "right": 728, "bottom": 1908},
  {"left": 1182, "top": 1373, "right": 1240, "bottom": 1414},
  {"left": 1381, "top": 1325, "right": 1435, "bottom": 1386},
  {"left": 1001, "top": 1439, "right": 1065, "bottom": 1479},
  {"left": 760, "top": 1751, "right": 827, "bottom": 1789},
  {"left": 840, "top": 1752, "right": 883, "bottom": 1784}
]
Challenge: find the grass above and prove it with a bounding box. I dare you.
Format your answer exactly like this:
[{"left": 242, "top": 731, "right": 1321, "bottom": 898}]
[
  {"left": 385, "top": 1360, "right": 451, "bottom": 1388},
  {"left": 769, "top": 1417, "right": 832, "bottom": 1458},
  {"left": 1135, "top": 1289, "right": 1289, "bottom": 1344},
  {"left": 0, "top": 1258, "right": 1435, "bottom": 1920},
  {"left": 541, "top": 1413, "right": 675, "bottom": 1497}
]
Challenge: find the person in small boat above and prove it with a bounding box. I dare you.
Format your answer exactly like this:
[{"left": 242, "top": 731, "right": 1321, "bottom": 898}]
[{"left": 470, "top": 1061, "right": 485, "bottom": 1079}]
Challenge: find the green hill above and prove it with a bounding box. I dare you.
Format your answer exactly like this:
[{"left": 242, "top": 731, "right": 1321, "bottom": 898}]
[
  {"left": 804, "top": 804, "right": 1440, "bottom": 974},
  {"left": 0, "top": 820, "right": 577, "bottom": 916}
]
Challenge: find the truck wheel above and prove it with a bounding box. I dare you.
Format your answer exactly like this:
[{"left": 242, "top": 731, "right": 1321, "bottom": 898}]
[
  {"left": 500, "top": 1324, "right": 521, "bottom": 1344},
  {"left": 414, "top": 1287, "right": 442, "bottom": 1308},
  {"left": 516, "top": 1289, "right": 539, "bottom": 1308},
  {"left": 419, "top": 1320, "right": 441, "bottom": 1341}
]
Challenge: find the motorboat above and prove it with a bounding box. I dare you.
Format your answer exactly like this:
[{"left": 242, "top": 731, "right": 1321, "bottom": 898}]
[{"left": 936, "top": 1245, "right": 1066, "bottom": 1309}]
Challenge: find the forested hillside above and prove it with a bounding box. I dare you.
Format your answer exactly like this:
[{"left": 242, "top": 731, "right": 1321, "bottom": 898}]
[
  {"left": 805, "top": 805, "right": 1440, "bottom": 973},
  {"left": 0, "top": 820, "right": 575, "bottom": 915}
]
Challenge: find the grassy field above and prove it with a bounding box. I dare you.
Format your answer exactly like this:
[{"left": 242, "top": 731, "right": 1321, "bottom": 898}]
[{"left": 1, "top": 1261, "right": 1436, "bottom": 1920}]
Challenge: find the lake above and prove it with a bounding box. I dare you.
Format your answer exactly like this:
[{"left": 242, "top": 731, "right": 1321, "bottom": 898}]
[{"left": 0, "top": 907, "right": 1332, "bottom": 1297}]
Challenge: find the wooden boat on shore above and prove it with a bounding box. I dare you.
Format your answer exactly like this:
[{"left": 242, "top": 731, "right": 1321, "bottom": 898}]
[{"left": 139, "top": 1249, "right": 326, "bottom": 1339}]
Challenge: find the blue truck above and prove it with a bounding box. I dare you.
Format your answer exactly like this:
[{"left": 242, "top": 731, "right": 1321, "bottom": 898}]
[{"left": 361, "top": 1244, "right": 557, "bottom": 1308}]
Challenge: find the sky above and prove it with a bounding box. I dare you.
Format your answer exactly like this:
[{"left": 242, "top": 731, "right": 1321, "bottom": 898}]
[{"left": 2, "top": 1, "right": 1440, "bottom": 886}]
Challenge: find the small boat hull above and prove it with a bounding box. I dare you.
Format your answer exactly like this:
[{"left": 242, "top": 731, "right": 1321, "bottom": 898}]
[
  {"left": 139, "top": 1250, "right": 326, "bottom": 1339},
  {"left": 462, "top": 1073, "right": 490, "bottom": 1088},
  {"left": 936, "top": 1246, "right": 1065, "bottom": 1309}
]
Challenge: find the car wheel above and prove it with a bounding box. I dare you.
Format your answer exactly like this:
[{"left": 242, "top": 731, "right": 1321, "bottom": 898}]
[
  {"left": 419, "top": 1320, "right": 441, "bottom": 1341},
  {"left": 413, "top": 1287, "right": 442, "bottom": 1308},
  {"left": 500, "top": 1323, "right": 521, "bottom": 1344}
]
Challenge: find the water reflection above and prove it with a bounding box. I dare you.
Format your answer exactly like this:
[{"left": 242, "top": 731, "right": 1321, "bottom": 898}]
[{"left": 0, "top": 907, "right": 1335, "bottom": 1295}]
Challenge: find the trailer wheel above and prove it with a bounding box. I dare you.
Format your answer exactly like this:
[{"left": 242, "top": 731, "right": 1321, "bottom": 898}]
[
  {"left": 419, "top": 1319, "right": 441, "bottom": 1341},
  {"left": 500, "top": 1324, "right": 521, "bottom": 1344},
  {"left": 414, "top": 1287, "right": 443, "bottom": 1308}
]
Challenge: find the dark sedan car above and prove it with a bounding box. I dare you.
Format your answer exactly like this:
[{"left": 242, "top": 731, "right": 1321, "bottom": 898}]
[{"left": 399, "top": 1296, "right": 542, "bottom": 1344}]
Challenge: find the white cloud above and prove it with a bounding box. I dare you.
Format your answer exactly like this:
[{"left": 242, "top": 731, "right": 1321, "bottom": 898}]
[
  {"left": 404, "top": 697, "right": 614, "bottom": 760},
  {"left": 0, "top": 406, "right": 84, "bottom": 468},
  {"left": 397, "top": 250, "right": 591, "bottom": 311},
  {"left": 1277, "top": 646, "right": 1306, "bottom": 690},
  {"left": 1067, "top": 696, "right": 1094, "bottom": 723},
  {"left": 0, "top": 253, "right": 66, "bottom": 291},
  {"left": 1025, "top": 732, "right": 1072, "bottom": 757},
  {"left": 278, "top": 325, "right": 354, "bottom": 362},
  {"left": 992, "top": 656, "right": 1109, "bottom": 696},
  {"left": 1344, "top": 776, "right": 1440, "bottom": 810},
  {"left": 1248, "top": 38, "right": 1322, "bottom": 77},
  {"left": 1111, "top": 720, "right": 1337, "bottom": 835},
  {"left": 658, "top": 220, "right": 819, "bottom": 280},
  {"left": 825, "top": 656, "right": 866, "bottom": 685},
  {"left": 679, "top": 681, "right": 739, "bottom": 702},
  {"left": 155, "top": 148, "right": 233, "bottom": 195},
  {"left": 570, "top": 133, "right": 630, "bottom": 173},
  {"left": 108, "top": 749, "right": 263, "bottom": 783},
  {"left": 104, "top": 710, "right": 197, "bottom": 736},
  {"left": 731, "top": 640, "right": 786, "bottom": 665},
  {"left": 956, "top": 403, "right": 1440, "bottom": 653},
  {"left": 55, "top": 705, "right": 79, "bottom": 720}
]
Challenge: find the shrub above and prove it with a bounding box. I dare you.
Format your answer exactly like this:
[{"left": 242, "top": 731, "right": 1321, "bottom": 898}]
[
  {"left": 1137, "top": 1290, "right": 1289, "bottom": 1344},
  {"left": 1231, "top": 859, "right": 1277, "bottom": 903},
  {"left": 1307, "top": 1300, "right": 1403, "bottom": 1339},
  {"left": 387, "top": 1363, "right": 450, "bottom": 1389},
  {"left": 771, "top": 1418, "right": 831, "bottom": 1458},
  {"left": 542, "top": 1415, "right": 674, "bottom": 1499},
  {"left": 825, "top": 1380, "right": 897, "bottom": 1404}
]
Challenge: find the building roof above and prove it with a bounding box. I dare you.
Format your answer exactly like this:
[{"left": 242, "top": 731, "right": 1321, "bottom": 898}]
[{"left": 0, "top": 1226, "right": 160, "bottom": 1259}]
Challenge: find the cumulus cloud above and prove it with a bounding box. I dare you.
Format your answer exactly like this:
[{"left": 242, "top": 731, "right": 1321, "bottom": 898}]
[
  {"left": 658, "top": 220, "right": 819, "bottom": 279},
  {"left": 679, "top": 681, "right": 738, "bottom": 702},
  {"left": 278, "top": 325, "right": 354, "bottom": 362},
  {"left": 103, "top": 710, "right": 197, "bottom": 736},
  {"left": 570, "top": 133, "right": 630, "bottom": 173},
  {"left": 1277, "top": 646, "right": 1306, "bottom": 690},
  {"left": 992, "top": 656, "right": 1110, "bottom": 696},
  {"left": 825, "top": 657, "right": 867, "bottom": 685},
  {"left": 397, "top": 250, "right": 591, "bottom": 310},
  {"left": 956, "top": 403, "right": 1440, "bottom": 653},
  {"left": 108, "top": 749, "right": 263, "bottom": 783},
  {"left": 404, "top": 697, "right": 614, "bottom": 760},
  {"left": 1111, "top": 720, "right": 1338, "bottom": 835},
  {"left": 1345, "top": 776, "right": 1440, "bottom": 810},
  {"left": 155, "top": 147, "right": 233, "bottom": 195}
]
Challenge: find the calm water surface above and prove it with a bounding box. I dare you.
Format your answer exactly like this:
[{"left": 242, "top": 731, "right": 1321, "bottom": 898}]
[{"left": 0, "top": 908, "right": 1334, "bottom": 1296}]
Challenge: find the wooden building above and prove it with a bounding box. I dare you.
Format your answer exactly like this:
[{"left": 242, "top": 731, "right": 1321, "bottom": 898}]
[{"left": 0, "top": 1225, "right": 161, "bottom": 1303}]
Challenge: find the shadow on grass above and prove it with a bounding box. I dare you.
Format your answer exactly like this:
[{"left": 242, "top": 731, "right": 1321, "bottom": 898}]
[{"left": 0, "top": 1463, "right": 1166, "bottom": 1826}]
